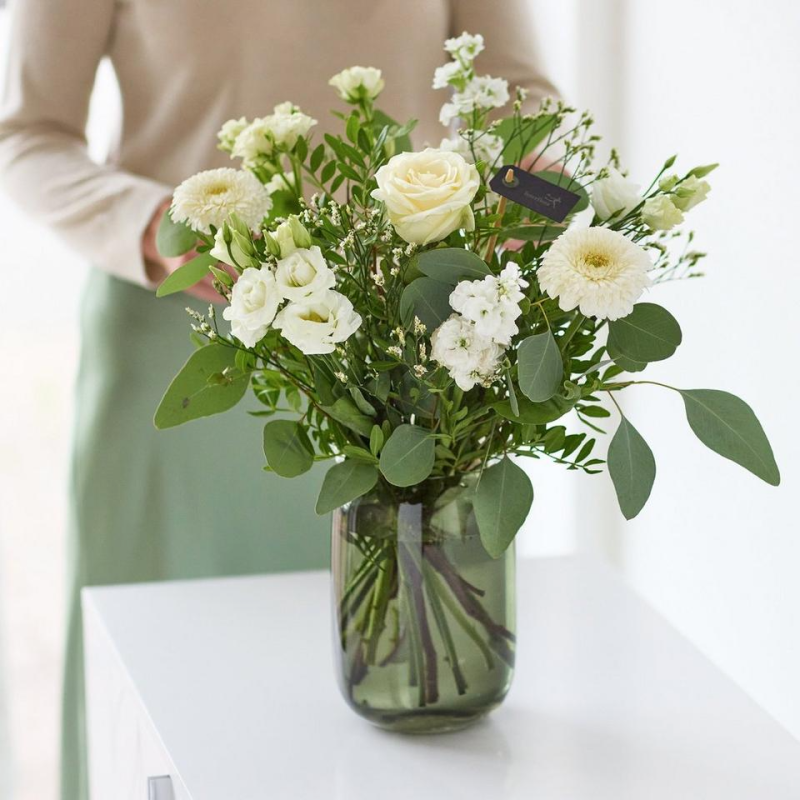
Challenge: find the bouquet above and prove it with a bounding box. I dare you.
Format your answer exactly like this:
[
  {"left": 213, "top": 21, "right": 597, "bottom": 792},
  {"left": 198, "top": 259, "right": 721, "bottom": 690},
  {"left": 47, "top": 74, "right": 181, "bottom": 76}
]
[{"left": 153, "top": 32, "right": 779, "bottom": 731}]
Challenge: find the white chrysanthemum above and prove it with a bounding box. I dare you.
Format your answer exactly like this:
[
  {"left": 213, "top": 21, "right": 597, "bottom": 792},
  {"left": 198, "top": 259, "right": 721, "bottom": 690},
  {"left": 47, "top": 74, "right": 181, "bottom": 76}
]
[
  {"left": 222, "top": 266, "right": 281, "bottom": 347},
  {"left": 430, "top": 315, "right": 503, "bottom": 391},
  {"left": 439, "top": 132, "right": 504, "bottom": 167},
  {"left": 171, "top": 168, "right": 272, "bottom": 234},
  {"left": 538, "top": 227, "right": 652, "bottom": 321},
  {"left": 273, "top": 290, "right": 362, "bottom": 355},
  {"left": 444, "top": 32, "right": 485, "bottom": 62}
]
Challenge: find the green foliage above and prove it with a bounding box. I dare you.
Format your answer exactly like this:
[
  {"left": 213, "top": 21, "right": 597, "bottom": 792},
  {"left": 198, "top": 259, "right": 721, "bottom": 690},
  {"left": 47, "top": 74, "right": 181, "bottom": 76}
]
[
  {"left": 517, "top": 331, "right": 563, "bottom": 403},
  {"left": 474, "top": 457, "right": 534, "bottom": 558},
  {"left": 679, "top": 390, "right": 780, "bottom": 485},
  {"left": 492, "top": 395, "right": 575, "bottom": 425},
  {"left": 262, "top": 420, "right": 314, "bottom": 477},
  {"left": 154, "top": 343, "right": 249, "bottom": 429},
  {"left": 414, "top": 248, "right": 491, "bottom": 284},
  {"left": 379, "top": 425, "right": 436, "bottom": 487},
  {"left": 495, "top": 114, "right": 558, "bottom": 164},
  {"left": 322, "top": 396, "right": 374, "bottom": 437},
  {"left": 156, "top": 253, "right": 216, "bottom": 298},
  {"left": 608, "top": 415, "right": 656, "bottom": 519},
  {"left": 607, "top": 303, "right": 682, "bottom": 364},
  {"left": 156, "top": 210, "right": 197, "bottom": 258},
  {"left": 400, "top": 278, "right": 453, "bottom": 329},
  {"left": 315, "top": 461, "right": 379, "bottom": 514}
]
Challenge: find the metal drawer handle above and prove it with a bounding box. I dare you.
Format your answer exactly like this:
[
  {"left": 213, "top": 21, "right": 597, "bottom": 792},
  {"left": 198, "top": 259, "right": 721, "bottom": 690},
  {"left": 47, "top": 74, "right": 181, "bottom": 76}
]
[{"left": 148, "top": 776, "right": 174, "bottom": 800}]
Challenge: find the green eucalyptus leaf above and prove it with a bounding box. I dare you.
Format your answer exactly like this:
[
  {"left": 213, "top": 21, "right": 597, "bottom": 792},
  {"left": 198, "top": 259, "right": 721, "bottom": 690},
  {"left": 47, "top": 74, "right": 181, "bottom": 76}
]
[
  {"left": 156, "top": 210, "right": 197, "bottom": 258},
  {"left": 474, "top": 457, "right": 533, "bottom": 558},
  {"left": 679, "top": 389, "right": 780, "bottom": 485},
  {"left": 262, "top": 420, "right": 314, "bottom": 478},
  {"left": 607, "top": 340, "right": 647, "bottom": 373},
  {"left": 379, "top": 424, "right": 435, "bottom": 487},
  {"left": 156, "top": 252, "right": 217, "bottom": 298},
  {"left": 322, "top": 396, "right": 374, "bottom": 437},
  {"left": 399, "top": 278, "right": 453, "bottom": 330},
  {"left": 315, "top": 461, "right": 379, "bottom": 515},
  {"left": 517, "top": 331, "right": 563, "bottom": 403},
  {"left": 154, "top": 344, "right": 249, "bottom": 429},
  {"left": 414, "top": 248, "right": 491, "bottom": 284},
  {"left": 608, "top": 416, "right": 656, "bottom": 520},
  {"left": 607, "top": 303, "right": 682, "bottom": 363},
  {"left": 492, "top": 394, "right": 576, "bottom": 424}
]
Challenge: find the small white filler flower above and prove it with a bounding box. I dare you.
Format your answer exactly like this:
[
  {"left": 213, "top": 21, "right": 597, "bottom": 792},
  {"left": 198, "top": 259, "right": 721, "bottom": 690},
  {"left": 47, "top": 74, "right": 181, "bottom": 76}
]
[
  {"left": 538, "top": 227, "right": 652, "bottom": 321},
  {"left": 430, "top": 315, "right": 503, "bottom": 391}
]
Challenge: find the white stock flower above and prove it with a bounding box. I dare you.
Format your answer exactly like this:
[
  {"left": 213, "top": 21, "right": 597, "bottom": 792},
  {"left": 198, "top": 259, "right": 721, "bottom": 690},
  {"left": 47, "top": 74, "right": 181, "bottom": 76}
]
[
  {"left": 444, "top": 32, "right": 485, "bottom": 62},
  {"left": 430, "top": 315, "right": 502, "bottom": 391},
  {"left": 672, "top": 175, "right": 711, "bottom": 212},
  {"left": 641, "top": 195, "right": 684, "bottom": 231},
  {"left": 217, "top": 117, "right": 249, "bottom": 151},
  {"left": 222, "top": 266, "right": 281, "bottom": 347},
  {"left": 274, "top": 246, "right": 336, "bottom": 302},
  {"left": 432, "top": 61, "right": 466, "bottom": 90},
  {"left": 439, "top": 76, "right": 509, "bottom": 126},
  {"left": 264, "top": 102, "right": 317, "bottom": 150},
  {"left": 591, "top": 167, "right": 641, "bottom": 220},
  {"left": 329, "top": 66, "right": 385, "bottom": 102},
  {"left": 171, "top": 168, "right": 272, "bottom": 234},
  {"left": 232, "top": 118, "right": 275, "bottom": 166},
  {"left": 264, "top": 171, "right": 295, "bottom": 195},
  {"left": 439, "top": 132, "right": 504, "bottom": 167},
  {"left": 449, "top": 264, "right": 527, "bottom": 345},
  {"left": 371, "top": 148, "right": 480, "bottom": 245},
  {"left": 273, "top": 291, "right": 362, "bottom": 355},
  {"left": 538, "top": 227, "right": 652, "bottom": 321}
]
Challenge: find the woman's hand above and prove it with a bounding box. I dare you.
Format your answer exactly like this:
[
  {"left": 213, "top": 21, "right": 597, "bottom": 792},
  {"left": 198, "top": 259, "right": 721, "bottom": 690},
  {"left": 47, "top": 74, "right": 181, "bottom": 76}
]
[{"left": 142, "top": 199, "right": 223, "bottom": 304}]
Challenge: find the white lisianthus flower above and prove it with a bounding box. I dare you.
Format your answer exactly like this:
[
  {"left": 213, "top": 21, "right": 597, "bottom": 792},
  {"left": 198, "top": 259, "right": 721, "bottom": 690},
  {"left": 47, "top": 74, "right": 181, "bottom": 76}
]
[
  {"left": 231, "top": 118, "right": 275, "bottom": 166},
  {"left": 449, "top": 264, "right": 527, "bottom": 345},
  {"left": 210, "top": 227, "right": 235, "bottom": 267},
  {"left": 439, "top": 132, "right": 504, "bottom": 167},
  {"left": 430, "top": 315, "right": 503, "bottom": 391},
  {"left": 371, "top": 148, "right": 480, "bottom": 245},
  {"left": 329, "top": 66, "right": 385, "bottom": 102},
  {"left": 273, "top": 219, "right": 298, "bottom": 258},
  {"left": 217, "top": 116, "right": 249, "bottom": 152},
  {"left": 641, "top": 195, "right": 684, "bottom": 231},
  {"left": 222, "top": 266, "right": 281, "bottom": 347},
  {"left": 264, "top": 171, "right": 295, "bottom": 195},
  {"left": 444, "top": 32, "right": 485, "bottom": 62},
  {"left": 591, "top": 167, "right": 641, "bottom": 220},
  {"left": 672, "top": 175, "right": 711, "bottom": 212},
  {"left": 538, "top": 227, "right": 652, "bottom": 321},
  {"left": 264, "top": 102, "right": 317, "bottom": 150},
  {"left": 273, "top": 291, "right": 362, "bottom": 355},
  {"left": 171, "top": 168, "right": 272, "bottom": 234},
  {"left": 275, "top": 246, "right": 336, "bottom": 303}
]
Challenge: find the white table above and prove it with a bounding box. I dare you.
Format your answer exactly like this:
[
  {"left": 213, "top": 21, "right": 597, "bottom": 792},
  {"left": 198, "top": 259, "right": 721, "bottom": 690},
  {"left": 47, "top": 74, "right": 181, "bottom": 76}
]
[{"left": 82, "top": 557, "right": 800, "bottom": 799}]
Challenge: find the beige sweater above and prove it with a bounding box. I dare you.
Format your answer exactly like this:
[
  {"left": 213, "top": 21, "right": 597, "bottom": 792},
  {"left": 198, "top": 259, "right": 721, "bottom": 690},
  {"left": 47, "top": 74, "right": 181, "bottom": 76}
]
[{"left": 0, "top": 0, "right": 557, "bottom": 286}]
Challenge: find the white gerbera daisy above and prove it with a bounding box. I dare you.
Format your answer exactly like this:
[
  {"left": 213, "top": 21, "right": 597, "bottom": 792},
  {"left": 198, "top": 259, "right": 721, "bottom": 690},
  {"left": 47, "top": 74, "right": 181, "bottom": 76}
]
[
  {"left": 171, "top": 168, "right": 272, "bottom": 234},
  {"left": 538, "top": 227, "right": 652, "bottom": 320}
]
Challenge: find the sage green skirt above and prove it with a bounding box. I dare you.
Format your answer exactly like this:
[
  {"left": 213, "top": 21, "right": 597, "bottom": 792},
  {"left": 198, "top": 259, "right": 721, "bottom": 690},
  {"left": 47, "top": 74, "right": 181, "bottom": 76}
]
[{"left": 62, "top": 272, "right": 329, "bottom": 800}]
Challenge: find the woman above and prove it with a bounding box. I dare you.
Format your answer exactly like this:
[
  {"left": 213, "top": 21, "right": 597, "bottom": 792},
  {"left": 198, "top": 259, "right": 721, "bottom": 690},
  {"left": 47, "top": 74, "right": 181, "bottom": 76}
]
[{"left": 0, "top": 1, "right": 557, "bottom": 797}]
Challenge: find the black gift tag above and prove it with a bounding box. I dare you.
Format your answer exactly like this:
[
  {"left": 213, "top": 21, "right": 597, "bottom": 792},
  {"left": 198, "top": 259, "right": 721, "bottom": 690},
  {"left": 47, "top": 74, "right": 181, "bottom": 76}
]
[{"left": 490, "top": 165, "right": 581, "bottom": 223}]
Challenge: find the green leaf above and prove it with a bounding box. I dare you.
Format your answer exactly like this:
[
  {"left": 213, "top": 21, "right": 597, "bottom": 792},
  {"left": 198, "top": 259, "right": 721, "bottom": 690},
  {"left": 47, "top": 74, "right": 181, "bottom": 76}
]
[
  {"left": 369, "top": 425, "right": 384, "bottom": 456},
  {"left": 497, "top": 225, "right": 565, "bottom": 243},
  {"left": 607, "top": 303, "right": 682, "bottom": 363},
  {"left": 309, "top": 143, "right": 326, "bottom": 173},
  {"left": 322, "top": 396, "right": 374, "bottom": 437},
  {"left": 606, "top": 340, "right": 647, "bottom": 373},
  {"left": 372, "top": 109, "right": 415, "bottom": 153},
  {"left": 414, "top": 248, "right": 491, "bottom": 284},
  {"left": 474, "top": 457, "right": 533, "bottom": 558},
  {"left": 399, "top": 278, "right": 453, "bottom": 330},
  {"left": 262, "top": 420, "right": 314, "bottom": 478},
  {"left": 679, "top": 389, "right": 780, "bottom": 485},
  {"left": 608, "top": 416, "right": 656, "bottom": 519},
  {"left": 154, "top": 344, "right": 249, "bottom": 429},
  {"left": 349, "top": 387, "right": 376, "bottom": 417},
  {"left": 495, "top": 114, "right": 558, "bottom": 163},
  {"left": 315, "top": 461, "right": 379, "bottom": 515},
  {"left": 379, "top": 424, "right": 435, "bottom": 487},
  {"left": 156, "top": 252, "right": 217, "bottom": 298},
  {"left": 156, "top": 210, "right": 197, "bottom": 258},
  {"left": 517, "top": 331, "right": 563, "bottom": 403},
  {"left": 491, "top": 395, "right": 575, "bottom": 424}
]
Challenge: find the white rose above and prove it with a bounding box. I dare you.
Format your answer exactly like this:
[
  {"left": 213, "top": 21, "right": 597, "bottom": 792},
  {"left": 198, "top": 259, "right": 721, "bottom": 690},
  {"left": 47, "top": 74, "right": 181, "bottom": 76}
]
[
  {"left": 592, "top": 167, "right": 641, "bottom": 220},
  {"left": 641, "top": 195, "right": 684, "bottom": 231},
  {"left": 371, "top": 148, "right": 480, "bottom": 245},
  {"left": 430, "top": 315, "right": 502, "bottom": 391},
  {"left": 329, "top": 66, "right": 385, "bottom": 102},
  {"left": 222, "top": 266, "right": 281, "bottom": 347},
  {"left": 273, "top": 290, "right": 362, "bottom": 355},
  {"left": 275, "top": 246, "right": 336, "bottom": 303},
  {"left": 672, "top": 175, "right": 711, "bottom": 212}
]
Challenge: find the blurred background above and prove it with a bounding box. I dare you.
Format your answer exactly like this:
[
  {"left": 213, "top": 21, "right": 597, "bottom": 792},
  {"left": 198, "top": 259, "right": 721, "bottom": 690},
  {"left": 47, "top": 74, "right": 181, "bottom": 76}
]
[{"left": 0, "top": 0, "right": 798, "bottom": 797}]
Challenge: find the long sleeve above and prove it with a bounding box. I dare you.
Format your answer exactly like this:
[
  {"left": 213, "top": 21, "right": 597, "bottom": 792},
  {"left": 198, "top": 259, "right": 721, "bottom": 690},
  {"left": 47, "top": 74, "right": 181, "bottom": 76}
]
[
  {"left": 449, "top": 0, "right": 560, "bottom": 112},
  {"left": 0, "top": 0, "right": 171, "bottom": 286}
]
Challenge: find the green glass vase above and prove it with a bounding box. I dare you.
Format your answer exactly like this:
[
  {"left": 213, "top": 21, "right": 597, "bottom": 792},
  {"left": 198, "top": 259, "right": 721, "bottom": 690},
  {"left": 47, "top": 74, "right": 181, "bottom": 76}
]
[{"left": 331, "top": 479, "right": 516, "bottom": 733}]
